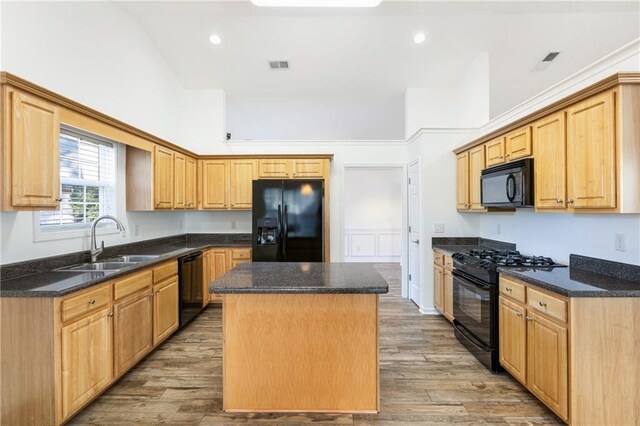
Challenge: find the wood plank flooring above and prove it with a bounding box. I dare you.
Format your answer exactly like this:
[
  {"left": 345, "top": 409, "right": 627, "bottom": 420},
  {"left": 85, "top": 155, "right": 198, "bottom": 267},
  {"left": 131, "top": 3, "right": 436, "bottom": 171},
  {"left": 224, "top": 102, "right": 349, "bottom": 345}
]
[{"left": 70, "top": 263, "right": 562, "bottom": 425}]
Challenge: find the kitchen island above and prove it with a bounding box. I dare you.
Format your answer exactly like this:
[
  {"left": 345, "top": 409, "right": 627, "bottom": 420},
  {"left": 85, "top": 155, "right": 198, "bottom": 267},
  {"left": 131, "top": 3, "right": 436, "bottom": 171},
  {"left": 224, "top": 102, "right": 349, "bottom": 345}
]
[{"left": 209, "top": 262, "right": 388, "bottom": 414}]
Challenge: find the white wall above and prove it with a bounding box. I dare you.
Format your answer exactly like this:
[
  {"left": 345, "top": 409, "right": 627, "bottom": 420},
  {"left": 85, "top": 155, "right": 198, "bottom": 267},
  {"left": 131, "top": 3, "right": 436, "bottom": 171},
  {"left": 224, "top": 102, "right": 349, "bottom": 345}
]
[
  {"left": 179, "top": 89, "right": 227, "bottom": 154},
  {"left": 405, "top": 52, "right": 490, "bottom": 138},
  {"left": 226, "top": 91, "right": 405, "bottom": 141},
  {"left": 343, "top": 167, "right": 403, "bottom": 262}
]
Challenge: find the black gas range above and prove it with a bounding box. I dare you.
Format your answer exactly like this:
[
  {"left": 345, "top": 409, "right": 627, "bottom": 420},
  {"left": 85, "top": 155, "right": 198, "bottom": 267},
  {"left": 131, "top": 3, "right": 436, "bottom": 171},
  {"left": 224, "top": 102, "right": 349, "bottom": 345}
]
[{"left": 450, "top": 248, "right": 565, "bottom": 372}]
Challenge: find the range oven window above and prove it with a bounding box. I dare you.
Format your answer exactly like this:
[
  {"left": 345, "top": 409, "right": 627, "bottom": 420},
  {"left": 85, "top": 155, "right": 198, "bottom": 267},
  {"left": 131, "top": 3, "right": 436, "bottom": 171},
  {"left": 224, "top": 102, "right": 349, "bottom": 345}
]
[{"left": 453, "top": 273, "right": 492, "bottom": 345}]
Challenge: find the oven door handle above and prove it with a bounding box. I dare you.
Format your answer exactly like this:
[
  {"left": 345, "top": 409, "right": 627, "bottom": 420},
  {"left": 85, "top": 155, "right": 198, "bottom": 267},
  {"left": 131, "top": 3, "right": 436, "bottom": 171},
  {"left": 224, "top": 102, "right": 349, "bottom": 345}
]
[{"left": 453, "top": 320, "right": 492, "bottom": 352}]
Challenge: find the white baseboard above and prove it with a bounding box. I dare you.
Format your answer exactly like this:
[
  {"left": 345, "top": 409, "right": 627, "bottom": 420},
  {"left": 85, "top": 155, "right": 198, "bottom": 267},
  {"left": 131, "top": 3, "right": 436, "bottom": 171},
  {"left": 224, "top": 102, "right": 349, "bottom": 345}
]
[{"left": 419, "top": 306, "right": 441, "bottom": 315}]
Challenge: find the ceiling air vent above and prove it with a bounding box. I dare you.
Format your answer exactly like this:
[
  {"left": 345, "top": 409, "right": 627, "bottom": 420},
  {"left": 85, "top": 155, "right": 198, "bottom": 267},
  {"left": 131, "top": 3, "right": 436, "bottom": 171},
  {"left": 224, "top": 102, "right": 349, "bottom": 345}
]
[
  {"left": 269, "top": 60, "right": 290, "bottom": 70},
  {"left": 542, "top": 52, "right": 560, "bottom": 62}
]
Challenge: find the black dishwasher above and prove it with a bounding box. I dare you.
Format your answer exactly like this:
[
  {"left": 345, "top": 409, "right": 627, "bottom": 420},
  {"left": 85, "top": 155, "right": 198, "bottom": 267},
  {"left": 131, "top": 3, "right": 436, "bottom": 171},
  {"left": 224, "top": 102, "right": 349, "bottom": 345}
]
[{"left": 178, "top": 251, "right": 203, "bottom": 329}]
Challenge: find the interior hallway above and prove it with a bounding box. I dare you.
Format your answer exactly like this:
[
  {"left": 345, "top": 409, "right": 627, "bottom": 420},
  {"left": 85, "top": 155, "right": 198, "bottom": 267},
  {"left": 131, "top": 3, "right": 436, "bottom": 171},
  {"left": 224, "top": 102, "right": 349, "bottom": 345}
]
[{"left": 70, "top": 264, "right": 561, "bottom": 425}]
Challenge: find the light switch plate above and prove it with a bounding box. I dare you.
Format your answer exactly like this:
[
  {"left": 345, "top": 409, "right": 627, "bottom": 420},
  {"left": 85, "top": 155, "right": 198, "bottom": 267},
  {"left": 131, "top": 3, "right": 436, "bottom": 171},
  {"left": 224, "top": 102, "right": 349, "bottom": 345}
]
[{"left": 433, "top": 223, "right": 445, "bottom": 233}]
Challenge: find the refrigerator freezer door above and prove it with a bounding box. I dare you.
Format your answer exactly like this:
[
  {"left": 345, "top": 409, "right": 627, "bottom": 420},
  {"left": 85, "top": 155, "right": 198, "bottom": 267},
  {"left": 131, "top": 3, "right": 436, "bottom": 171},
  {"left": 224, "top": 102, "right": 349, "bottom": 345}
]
[
  {"left": 282, "top": 180, "right": 324, "bottom": 262},
  {"left": 252, "top": 180, "right": 284, "bottom": 261}
]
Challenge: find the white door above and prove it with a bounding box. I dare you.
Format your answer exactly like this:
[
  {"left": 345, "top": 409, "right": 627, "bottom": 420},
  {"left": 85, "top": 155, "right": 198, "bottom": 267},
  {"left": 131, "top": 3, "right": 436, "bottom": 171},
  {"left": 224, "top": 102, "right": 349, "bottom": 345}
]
[{"left": 408, "top": 162, "right": 420, "bottom": 306}]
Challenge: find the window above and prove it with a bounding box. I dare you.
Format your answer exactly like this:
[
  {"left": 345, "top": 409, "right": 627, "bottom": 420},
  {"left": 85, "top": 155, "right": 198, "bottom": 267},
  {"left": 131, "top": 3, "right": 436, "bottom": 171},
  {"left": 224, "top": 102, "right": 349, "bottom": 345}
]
[{"left": 39, "top": 128, "right": 116, "bottom": 230}]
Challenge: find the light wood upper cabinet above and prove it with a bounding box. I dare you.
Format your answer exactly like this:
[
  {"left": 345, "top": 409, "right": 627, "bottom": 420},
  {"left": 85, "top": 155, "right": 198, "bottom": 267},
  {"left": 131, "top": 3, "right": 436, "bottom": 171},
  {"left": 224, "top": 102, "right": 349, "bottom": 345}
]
[
  {"left": 566, "top": 90, "right": 616, "bottom": 209},
  {"left": 456, "top": 151, "right": 470, "bottom": 210},
  {"left": 485, "top": 137, "right": 505, "bottom": 167},
  {"left": 153, "top": 276, "right": 179, "bottom": 346},
  {"left": 527, "top": 310, "right": 568, "bottom": 421},
  {"left": 505, "top": 126, "right": 532, "bottom": 161},
  {"left": 154, "top": 146, "right": 174, "bottom": 209},
  {"left": 534, "top": 112, "right": 567, "bottom": 210},
  {"left": 292, "top": 159, "right": 324, "bottom": 178},
  {"left": 258, "top": 159, "right": 292, "bottom": 178},
  {"left": 230, "top": 159, "right": 256, "bottom": 209},
  {"left": 113, "top": 289, "right": 153, "bottom": 377},
  {"left": 185, "top": 156, "right": 197, "bottom": 209},
  {"left": 174, "top": 152, "right": 186, "bottom": 209},
  {"left": 499, "top": 296, "right": 526, "bottom": 384},
  {"left": 199, "top": 159, "right": 229, "bottom": 209},
  {"left": 60, "top": 307, "right": 113, "bottom": 420},
  {"left": 468, "top": 145, "right": 485, "bottom": 211},
  {"left": 6, "top": 90, "right": 61, "bottom": 209}
]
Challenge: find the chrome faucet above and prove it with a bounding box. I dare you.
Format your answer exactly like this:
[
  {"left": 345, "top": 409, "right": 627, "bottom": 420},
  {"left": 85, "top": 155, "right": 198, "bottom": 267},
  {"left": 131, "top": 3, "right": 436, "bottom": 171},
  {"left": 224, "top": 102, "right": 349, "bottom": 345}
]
[{"left": 90, "top": 215, "right": 126, "bottom": 262}]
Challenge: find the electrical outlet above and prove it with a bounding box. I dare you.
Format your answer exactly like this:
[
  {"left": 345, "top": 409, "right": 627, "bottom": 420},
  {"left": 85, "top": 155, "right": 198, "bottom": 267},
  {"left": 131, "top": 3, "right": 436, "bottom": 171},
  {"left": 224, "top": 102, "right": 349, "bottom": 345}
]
[
  {"left": 615, "top": 234, "right": 626, "bottom": 252},
  {"left": 433, "top": 223, "right": 445, "bottom": 233},
  {"left": 496, "top": 224, "right": 502, "bottom": 235},
  {"left": 134, "top": 225, "right": 139, "bottom": 237},
  {"left": 231, "top": 221, "right": 237, "bottom": 230}
]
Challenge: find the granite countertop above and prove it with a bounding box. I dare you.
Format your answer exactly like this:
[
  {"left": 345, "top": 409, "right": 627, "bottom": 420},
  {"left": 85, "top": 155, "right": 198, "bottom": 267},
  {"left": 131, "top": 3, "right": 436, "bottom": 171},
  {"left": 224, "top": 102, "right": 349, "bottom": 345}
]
[
  {"left": 432, "top": 245, "right": 478, "bottom": 256},
  {"left": 1, "top": 234, "right": 251, "bottom": 298},
  {"left": 209, "top": 262, "right": 389, "bottom": 295},
  {"left": 499, "top": 255, "right": 640, "bottom": 298}
]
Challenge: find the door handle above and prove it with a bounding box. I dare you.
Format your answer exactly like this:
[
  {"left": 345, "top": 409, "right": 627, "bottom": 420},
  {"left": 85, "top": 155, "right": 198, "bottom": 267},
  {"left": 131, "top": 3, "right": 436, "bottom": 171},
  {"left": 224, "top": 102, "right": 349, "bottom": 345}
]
[{"left": 411, "top": 239, "right": 420, "bottom": 244}]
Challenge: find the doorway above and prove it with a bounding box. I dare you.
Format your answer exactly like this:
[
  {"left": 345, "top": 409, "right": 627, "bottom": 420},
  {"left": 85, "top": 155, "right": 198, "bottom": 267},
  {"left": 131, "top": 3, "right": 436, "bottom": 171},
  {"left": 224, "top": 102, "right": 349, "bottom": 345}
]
[
  {"left": 407, "top": 161, "right": 420, "bottom": 307},
  {"left": 342, "top": 166, "right": 405, "bottom": 265}
]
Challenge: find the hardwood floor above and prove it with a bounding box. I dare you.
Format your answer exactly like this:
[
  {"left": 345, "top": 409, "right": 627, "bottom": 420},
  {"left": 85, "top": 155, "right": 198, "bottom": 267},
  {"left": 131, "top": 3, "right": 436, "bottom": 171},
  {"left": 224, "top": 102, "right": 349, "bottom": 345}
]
[{"left": 70, "top": 263, "right": 562, "bottom": 425}]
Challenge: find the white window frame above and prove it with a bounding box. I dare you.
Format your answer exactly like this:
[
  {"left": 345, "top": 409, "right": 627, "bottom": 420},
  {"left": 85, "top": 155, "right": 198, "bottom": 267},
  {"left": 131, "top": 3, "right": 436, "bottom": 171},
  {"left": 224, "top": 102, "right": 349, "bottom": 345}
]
[{"left": 34, "top": 126, "right": 120, "bottom": 242}]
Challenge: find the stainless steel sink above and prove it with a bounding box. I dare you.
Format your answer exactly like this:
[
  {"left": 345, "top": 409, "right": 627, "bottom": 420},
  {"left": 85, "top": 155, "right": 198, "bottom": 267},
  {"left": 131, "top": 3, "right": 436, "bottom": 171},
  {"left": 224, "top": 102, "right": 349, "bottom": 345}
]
[
  {"left": 56, "top": 262, "right": 136, "bottom": 272},
  {"left": 102, "top": 255, "right": 160, "bottom": 263}
]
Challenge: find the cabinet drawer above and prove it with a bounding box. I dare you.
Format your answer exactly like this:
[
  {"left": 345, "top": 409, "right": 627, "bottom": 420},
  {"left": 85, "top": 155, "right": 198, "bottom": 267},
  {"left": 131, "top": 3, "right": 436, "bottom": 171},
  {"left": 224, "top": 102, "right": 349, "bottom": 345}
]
[
  {"left": 527, "top": 287, "right": 567, "bottom": 323},
  {"left": 433, "top": 251, "right": 444, "bottom": 266},
  {"left": 114, "top": 270, "right": 153, "bottom": 300},
  {"left": 444, "top": 256, "right": 453, "bottom": 270},
  {"left": 153, "top": 261, "right": 178, "bottom": 283},
  {"left": 231, "top": 248, "right": 252, "bottom": 260},
  {"left": 61, "top": 284, "right": 111, "bottom": 323},
  {"left": 500, "top": 277, "right": 526, "bottom": 304}
]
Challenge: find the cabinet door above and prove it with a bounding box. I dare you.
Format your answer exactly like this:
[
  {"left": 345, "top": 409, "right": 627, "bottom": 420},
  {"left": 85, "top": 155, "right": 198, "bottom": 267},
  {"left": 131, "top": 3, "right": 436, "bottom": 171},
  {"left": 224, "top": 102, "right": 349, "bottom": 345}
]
[
  {"left": 443, "top": 269, "right": 454, "bottom": 321},
  {"left": 499, "top": 297, "right": 526, "bottom": 384},
  {"left": 61, "top": 307, "right": 113, "bottom": 419},
  {"left": 505, "top": 126, "right": 532, "bottom": 161},
  {"left": 231, "top": 259, "right": 251, "bottom": 270},
  {"left": 456, "top": 152, "right": 470, "bottom": 210},
  {"left": 566, "top": 91, "right": 616, "bottom": 209},
  {"left": 534, "top": 112, "right": 567, "bottom": 210},
  {"left": 292, "top": 159, "right": 324, "bottom": 178},
  {"left": 153, "top": 277, "right": 179, "bottom": 345},
  {"left": 185, "top": 156, "right": 197, "bottom": 209},
  {"left": 154, "top": 146, "right": 174, "bottom": 209},
  {"left": 202, "top": 251, "right": 211, "bottom": 307},
  {"left": 468, "top": 145, "right": 485, "bottom": 210},
  {"left": 174, "top": 152, "right": 186, "bottom": 209},
  {"left": 527, "top": 311, "right": 568, "bottom": 421},
  {"left": 113, "top": 289, "right": 153, "bottom": 376},
  {"left": 230, "top": 159, "right": 256, "bottom": 209},
  {"left": 258, "top": 159, "right": 292, "bottom": 178},
  {"left": 433, "top": 264, "right": 444, "bottom": 313},
  {"left": 210, "top": 249, "right": 230, "bottom": 303},
  {"left": 485, "top": 137, "right": 506, "bottom": 167},
  {"left": 200, "top": 160, "right": 229, "bottom": 209},
  {"left": 10, "top": 91, "right": 61, "bottom": 208}
]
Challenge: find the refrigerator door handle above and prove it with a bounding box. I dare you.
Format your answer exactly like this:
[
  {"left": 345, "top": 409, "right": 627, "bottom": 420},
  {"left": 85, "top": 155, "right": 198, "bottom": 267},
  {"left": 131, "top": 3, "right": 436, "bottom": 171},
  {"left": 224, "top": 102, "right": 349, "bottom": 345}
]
[{"left": 283, "top": 204, "right": 289, "bottom": 261}]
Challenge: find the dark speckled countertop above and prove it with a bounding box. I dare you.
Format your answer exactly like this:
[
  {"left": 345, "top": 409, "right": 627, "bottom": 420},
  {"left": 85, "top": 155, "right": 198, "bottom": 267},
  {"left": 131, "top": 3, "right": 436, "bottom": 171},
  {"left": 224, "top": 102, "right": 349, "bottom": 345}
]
[
  {"left": 431, "top": 237, "right": 517, "bottom": 256},
  {"left": 1, "top": 233, "right": 251, "bottom": 298},
  {"left": 209, "top": 262, "right": 389, "bottom": 294},
  {"left": 499, "top": 254, "right": 640, "bottom": 298}
]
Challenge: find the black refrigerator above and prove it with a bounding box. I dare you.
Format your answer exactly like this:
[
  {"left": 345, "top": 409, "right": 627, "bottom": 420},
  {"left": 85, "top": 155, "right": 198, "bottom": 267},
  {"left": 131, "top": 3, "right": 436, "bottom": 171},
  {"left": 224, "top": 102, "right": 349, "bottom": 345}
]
[{"left": 252, "top": 179, "right": 324, "bottom": 262}]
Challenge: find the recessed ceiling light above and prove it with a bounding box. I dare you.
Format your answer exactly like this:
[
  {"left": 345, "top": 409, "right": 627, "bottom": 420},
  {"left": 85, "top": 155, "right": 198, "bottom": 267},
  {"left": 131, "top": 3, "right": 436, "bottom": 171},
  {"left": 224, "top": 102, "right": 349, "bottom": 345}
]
[
  {"left": 413, "top": 32, "right": 426, "bottom": 44},
  {"left": 209, "top": 34, "right": 222, "bottom": 45},
  {"left": 251, "top": 0, "right": 382, "bottom": 7}
]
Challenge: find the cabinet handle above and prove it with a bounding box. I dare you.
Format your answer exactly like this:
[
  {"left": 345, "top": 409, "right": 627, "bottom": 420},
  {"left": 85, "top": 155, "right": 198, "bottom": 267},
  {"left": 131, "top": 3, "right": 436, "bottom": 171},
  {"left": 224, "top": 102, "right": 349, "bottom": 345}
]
[
  {"left": 556, "top": 199, "right": 563, "bottom": 204},
  {"left": 505, "top": 154, "right": 510, "bottom": 158},
  {"left": 156, "top": 290, "right": 160, "bottom": 295},
  {"left": 88, "top": 298, "right": 96, "bottom": 305},
  {"left": 516, "top": 312, "right": 522, "bottom": 317},
  {"left": 567, "top": 199, "right": 574, "bottom": 204},
  {"left": 525, "top": 316, "right": 533, "bottom": 321},
  {"left": 538, "top": 301, "right": 547, "bottom": 308},
  {"left": 55, "top": 197, "right": 62, "bottom": 202},
  {"left": 148, "top": 292, "right": 154, "bottom": 298},
  {"left": 506, "top": 287, "right": 512, "bottom": 292},
  {"left": 107, "top": 312, "right": 113, "bottom": 317},
  {"left": 499, "top": 156, "right": 504, "bottom": 159}
]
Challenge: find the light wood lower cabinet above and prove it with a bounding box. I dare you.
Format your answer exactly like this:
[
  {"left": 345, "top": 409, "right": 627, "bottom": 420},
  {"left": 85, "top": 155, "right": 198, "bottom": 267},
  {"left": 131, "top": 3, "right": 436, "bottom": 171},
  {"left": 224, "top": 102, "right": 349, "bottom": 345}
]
[
  {"left": 0, "top": 261, "right": 180, "bottom": 425},
  {"left": 61, "top": 306, "right": 113, "bottom": 420},
  {"left": 153, "top": 276, "right": 179, "bottom": 345},
  {"left": 433, "top": 251, "right": 454, "bottom": 321},
  {"left": 205, "top": 247, "right": 252, "bottom": 304},
  {"left": 113, "top": 288, "right": 153, "bottom": 377},
  {"left": 498, "top": 276, "right": 639, "bottom": 425},
  {"left": 433, "top": 264, "right": 444, "bottom": 313},
  {"left": 443, "top": 269, "right": 454, "bottom": 321}
]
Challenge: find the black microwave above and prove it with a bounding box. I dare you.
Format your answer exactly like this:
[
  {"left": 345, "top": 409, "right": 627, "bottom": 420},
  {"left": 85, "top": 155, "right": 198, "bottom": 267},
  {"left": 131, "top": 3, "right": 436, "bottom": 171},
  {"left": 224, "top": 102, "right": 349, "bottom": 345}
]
[{"left": 481, "top": 158, "right": 534, "bottom": 208}]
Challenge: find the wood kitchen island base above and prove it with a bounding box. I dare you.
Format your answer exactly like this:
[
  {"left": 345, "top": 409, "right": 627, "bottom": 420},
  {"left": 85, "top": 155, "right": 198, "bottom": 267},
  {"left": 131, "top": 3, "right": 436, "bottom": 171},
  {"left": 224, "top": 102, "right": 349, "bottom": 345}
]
[
  {"left": 222, "top": 293, "right": 379, "bottom": 413},
  {"left": 210, "top": 262, "right": 389, "bottom": 414}
]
